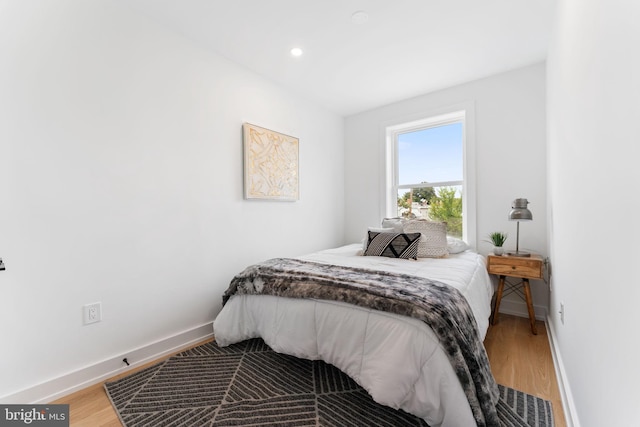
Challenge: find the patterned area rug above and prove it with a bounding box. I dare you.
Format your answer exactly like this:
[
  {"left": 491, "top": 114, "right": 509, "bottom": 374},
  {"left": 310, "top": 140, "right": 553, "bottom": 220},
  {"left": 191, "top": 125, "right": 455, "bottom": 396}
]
[{"left": 105, "top": 339, "right": 554, "bottom": 427}]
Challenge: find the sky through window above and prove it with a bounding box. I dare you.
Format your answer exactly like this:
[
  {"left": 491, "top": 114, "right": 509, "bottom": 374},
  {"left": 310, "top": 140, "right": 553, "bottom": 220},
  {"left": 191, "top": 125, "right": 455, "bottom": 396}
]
[{"left": 397, "top": 122, "right": 463, "bottom": 185}]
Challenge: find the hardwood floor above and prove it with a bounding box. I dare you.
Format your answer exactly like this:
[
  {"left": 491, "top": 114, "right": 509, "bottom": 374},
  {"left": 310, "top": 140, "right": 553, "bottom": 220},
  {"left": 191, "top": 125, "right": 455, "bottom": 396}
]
[
  {"left": 484, "top": 314, "right": 566, "bottom": 427},
  {"left": 54, "top": 314, "right": 566, "bottom": 426}
]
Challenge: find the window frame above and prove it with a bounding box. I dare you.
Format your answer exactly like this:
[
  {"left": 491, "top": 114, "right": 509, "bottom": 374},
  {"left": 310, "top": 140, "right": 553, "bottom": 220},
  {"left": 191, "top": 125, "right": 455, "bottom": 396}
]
[{"left": 382, "top": 103, "right": 477, "bottom": 247}]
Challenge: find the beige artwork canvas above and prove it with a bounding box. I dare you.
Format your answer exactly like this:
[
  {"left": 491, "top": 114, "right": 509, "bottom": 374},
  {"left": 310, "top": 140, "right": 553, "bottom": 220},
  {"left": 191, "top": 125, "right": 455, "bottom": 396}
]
[{"left": 243, "top": 123, "right": 299, "bottom": 201}]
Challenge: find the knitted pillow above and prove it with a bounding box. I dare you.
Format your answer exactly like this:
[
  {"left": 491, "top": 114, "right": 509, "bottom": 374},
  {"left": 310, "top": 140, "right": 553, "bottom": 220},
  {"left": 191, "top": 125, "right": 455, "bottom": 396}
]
[
  {"left": 364, "top": 231, "right": 421, "bottom": 260},
  {"left": 402, "top": 220, "right": 448, "bottom": 258}
]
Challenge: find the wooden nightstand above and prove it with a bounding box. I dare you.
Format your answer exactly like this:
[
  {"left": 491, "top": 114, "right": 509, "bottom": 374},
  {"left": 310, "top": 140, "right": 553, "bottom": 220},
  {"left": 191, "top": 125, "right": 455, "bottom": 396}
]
[{"left": 487, "top": 254, "right": 544, "bottom": 334}]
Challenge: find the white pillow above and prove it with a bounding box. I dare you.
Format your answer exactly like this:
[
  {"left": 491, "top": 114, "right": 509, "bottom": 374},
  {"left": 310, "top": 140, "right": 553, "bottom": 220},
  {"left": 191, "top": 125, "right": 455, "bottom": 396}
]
[
  {"left": 369, "top": 227, "right": 395, "bottom": 233},
  {"left": 447, "top": 236, "right": 471, "bottom": 254},
  {"left": 402, "top": 220, "right": 448, "bottom": 258},
  {"left": 381, "top": 217, "right": 405, "bottom": 233}
]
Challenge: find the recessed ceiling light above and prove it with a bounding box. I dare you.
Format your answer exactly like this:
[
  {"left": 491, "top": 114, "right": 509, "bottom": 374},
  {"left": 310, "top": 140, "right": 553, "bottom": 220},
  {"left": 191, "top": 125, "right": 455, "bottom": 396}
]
[
  {"left": 290, "top": 47, "right": 303, "bottom": 57},
  {"left": 351, "top": 11, "right": 369, "bottom": 24}
]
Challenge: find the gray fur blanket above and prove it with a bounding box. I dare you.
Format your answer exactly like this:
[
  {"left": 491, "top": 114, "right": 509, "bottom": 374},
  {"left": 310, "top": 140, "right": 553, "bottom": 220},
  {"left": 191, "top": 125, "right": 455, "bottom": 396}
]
[{"left": 223, "top": 257, "right": 500, "bottom": 426}]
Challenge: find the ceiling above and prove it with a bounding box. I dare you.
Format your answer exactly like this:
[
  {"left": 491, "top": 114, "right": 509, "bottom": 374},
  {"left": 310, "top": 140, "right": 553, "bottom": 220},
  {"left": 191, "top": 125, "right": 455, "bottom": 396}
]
[{"left": 123, "top": 0, "right": 555, "bottom": 116}]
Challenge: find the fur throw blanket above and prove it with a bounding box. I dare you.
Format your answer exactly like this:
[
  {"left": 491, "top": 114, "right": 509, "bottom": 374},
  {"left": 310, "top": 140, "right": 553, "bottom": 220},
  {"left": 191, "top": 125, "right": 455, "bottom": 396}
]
[{"left": 223, "top": 258, "right": 500, "bottom": 426}]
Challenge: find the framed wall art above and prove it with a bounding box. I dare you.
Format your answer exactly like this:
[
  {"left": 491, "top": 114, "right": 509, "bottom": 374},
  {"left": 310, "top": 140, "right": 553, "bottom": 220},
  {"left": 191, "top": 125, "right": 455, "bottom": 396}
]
[{"left": 243, "top": 123, "right": 299, "bottom": 201}]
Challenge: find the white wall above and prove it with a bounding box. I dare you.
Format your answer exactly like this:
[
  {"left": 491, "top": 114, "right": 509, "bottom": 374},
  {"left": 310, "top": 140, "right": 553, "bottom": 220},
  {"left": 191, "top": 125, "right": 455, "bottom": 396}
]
[
  {"left": 345, "top": 63, "right": 548, "bottom": 318},
  {"left": 0, "top": 1, "right": 344, "bottom": 400},
  {"left": 547, "top": 1, "right": 640, "bottom": 425}
]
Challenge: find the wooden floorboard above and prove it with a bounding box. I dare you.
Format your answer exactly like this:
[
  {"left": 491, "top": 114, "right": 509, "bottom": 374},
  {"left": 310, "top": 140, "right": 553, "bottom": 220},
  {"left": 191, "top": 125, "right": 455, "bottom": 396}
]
[
  {"left": 484, "top": 314, "right": 567, "bottom": 427},
  {"left": 54, "top": 314, "right": 566, "bottom": 426}
]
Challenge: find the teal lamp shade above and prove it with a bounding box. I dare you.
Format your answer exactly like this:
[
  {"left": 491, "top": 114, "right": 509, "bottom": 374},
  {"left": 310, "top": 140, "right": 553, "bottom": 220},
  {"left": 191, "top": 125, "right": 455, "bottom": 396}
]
[{"left": 508, "top": 198, "right": 532, "bottom": 256}]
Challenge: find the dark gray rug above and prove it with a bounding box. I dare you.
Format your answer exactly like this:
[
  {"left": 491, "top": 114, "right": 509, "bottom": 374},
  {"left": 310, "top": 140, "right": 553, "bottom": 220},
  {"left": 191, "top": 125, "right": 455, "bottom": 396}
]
[{"left": 104, "top": 339, "right": 554, "bottom": 427}]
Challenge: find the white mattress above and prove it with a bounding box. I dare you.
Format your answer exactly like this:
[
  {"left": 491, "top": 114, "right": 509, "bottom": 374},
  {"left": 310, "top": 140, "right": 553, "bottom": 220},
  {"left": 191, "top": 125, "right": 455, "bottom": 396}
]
[{"left": 213, "top": 244, "right": 494, "bottom": 427}]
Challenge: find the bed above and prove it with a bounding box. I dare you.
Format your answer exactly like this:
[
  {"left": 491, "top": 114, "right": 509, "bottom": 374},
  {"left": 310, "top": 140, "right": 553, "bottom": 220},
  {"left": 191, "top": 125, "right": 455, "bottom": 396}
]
[{"left": 213, "top": 242, "right": 497, "bottom": 427}]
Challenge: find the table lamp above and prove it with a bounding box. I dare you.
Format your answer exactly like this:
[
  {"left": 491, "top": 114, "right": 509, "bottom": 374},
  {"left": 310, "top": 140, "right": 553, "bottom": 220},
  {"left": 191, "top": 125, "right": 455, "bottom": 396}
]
[{"left": 507, "top": 198, "right": 532, "bottom": 257}]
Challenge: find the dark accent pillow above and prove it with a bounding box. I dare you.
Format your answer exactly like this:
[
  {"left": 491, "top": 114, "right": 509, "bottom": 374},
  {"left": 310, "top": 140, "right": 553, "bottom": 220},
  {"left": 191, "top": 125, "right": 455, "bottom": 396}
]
[{"left": 364, "top": 231, "right": 421, "bottom": 260}]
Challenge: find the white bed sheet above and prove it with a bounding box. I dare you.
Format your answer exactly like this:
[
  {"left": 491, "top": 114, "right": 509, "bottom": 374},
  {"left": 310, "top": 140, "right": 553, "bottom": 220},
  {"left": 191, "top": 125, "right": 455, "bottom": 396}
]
[{"left": 213, "top": 244, "right": 494, "bottom": 427}]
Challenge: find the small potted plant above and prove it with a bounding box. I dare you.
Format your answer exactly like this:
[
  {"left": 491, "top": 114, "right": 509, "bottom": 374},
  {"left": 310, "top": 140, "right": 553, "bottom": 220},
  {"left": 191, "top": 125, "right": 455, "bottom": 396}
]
[{"left": 487, "top": 232, "right": 508, "bottom": 255}]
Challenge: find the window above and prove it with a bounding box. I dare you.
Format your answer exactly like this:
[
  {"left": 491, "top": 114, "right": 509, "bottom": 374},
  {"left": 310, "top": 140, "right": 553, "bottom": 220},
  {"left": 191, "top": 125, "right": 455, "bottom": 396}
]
[{"left": 385, "top": 107, "right": 476, "bottom": 244}]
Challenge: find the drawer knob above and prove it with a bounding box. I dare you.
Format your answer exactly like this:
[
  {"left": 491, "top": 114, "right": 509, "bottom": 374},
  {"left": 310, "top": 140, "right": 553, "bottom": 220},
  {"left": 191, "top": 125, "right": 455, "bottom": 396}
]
[{"left": 511, "top": 266, "right": 516, "bottom": 269}]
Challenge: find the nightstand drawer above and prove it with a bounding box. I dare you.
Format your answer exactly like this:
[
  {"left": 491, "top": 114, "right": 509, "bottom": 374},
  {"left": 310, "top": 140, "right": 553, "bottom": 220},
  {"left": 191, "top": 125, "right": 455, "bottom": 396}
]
[{"left": 487, "top": 255, "right": 543, "bottom": 279}]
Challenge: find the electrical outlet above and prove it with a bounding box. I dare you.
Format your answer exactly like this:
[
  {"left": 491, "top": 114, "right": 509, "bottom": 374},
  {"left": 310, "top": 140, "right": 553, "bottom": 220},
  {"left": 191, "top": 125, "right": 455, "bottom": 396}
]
[
  {"left": 559, "top": 302, "right": 565, "bottom": 325},
  {"left": 545, "top": 257, "right": 551, "bottom": 277},
  {"left": 83, "top": 302, "right": 102, "bottom": 325}
]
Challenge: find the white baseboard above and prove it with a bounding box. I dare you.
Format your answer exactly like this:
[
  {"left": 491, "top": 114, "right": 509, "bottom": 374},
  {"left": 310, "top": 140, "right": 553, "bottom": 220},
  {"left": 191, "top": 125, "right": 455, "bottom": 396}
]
[
  {"left": 1, "top": 323, "right": 214, "bottom": 404},
  {"left": 498, "top": 298, "right": 547, "bottom": 321},
  {"left": 545, "top": 315, "right": 581, "bottom": 427}
]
